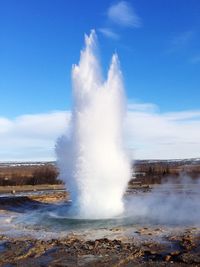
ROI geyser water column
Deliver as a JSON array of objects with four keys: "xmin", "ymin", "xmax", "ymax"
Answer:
[{"xmin": 56, "ymin": 30, "xmax": 131, "ymax": 219}]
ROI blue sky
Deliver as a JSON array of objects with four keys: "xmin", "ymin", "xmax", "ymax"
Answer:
[{"xmin": 0, "ymin": 0, "xmax": 200, "ymax": 160}]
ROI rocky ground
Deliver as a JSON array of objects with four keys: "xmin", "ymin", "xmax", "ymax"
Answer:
[
  {"xmin": 0, "ymin": 189, "xmax": 200, "ymax": 266},
  {"xmin": 0, "ymin": 229, "xmax": 200, "ymax": 266}
]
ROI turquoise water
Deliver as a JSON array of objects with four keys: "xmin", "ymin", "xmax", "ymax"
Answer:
[{"xmin": 14, "ymin": 201, "xmax": 135, "ymax": 232}]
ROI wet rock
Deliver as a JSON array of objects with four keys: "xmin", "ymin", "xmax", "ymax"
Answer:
[
  {"xmin": 0, "ymin": 229, "xmax": 200, "ymax": 266},
  {"xmin": 143, "ymin": 250, "xmax": 163, "ymax": 261},
  {"xmin": 164, "ymin": 254, "xmax": 171, "ymax": 262},
  {"xmin": 170, "ymin": 250, "xmax": 181, "ymax": 256},
  {"xmin": 178, "ymin": 252, "xmax": 200, "ymax": 264}
]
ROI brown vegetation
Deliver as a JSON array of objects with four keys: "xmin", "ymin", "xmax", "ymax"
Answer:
[
  {"xmin": 132, "ymin": 159, "xmax": 200, "ymax": 185},
  {"xmin": 0, "ymin": 163, "xmax": 61, "ymax": 186},
  {"xmin": 0, "ymin": 159, "xmax": 200, "ymax": 186}
]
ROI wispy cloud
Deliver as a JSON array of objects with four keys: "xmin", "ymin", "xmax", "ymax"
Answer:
[
  {"xmin": 168, "ymin": 30, "xmax": 194, "ymax": 53},
  {"xmin": 107, "ymin": 1, "xmax": 142, "ymax": 28},
  {"xmin": 128, "ymin": 102, "xmax": 158, "ymax": 113},
  {"xmin": 99, "ymin": 28, "xmax": 119, "ymax": 40},
  {"xmin": 191, "ymin": 55, "xmax": 200, "ymax": 64},
  {"xmin": 0, "ymin": 103, "xmax": 200, "ymax": 161},
  {"xmin": 172, "ymin": 31, "xmax": 194, "ymax": 46},
  {"xmin": 164, "ymin": 110, "xmax": 200, "ymax": 121},
  {"xmin": 99, "ymin": 1, "xmax": 141, "ymax": 40}
]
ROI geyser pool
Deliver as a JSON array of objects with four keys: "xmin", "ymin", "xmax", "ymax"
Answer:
[{"xmin": 56, "ymin": 30, "xmax": 131, "ymax": 219}]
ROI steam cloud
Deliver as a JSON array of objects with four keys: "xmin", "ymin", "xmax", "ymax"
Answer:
[
  {"xmin": 126, "ymin": 176, "xmax": 200, "ymax": 225},
  {"xmin": 56, "ymin": 30, "xmax": 131, "ymax": 219}
]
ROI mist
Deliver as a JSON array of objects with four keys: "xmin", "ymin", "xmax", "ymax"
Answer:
[{"xmin": 126, "ymin": 176, "xmax": 200, "ymax": 225}]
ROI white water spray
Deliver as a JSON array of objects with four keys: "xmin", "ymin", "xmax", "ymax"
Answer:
[{"xmin": 56, "ymin": 30, "xmax": 131, "ymax": 219}]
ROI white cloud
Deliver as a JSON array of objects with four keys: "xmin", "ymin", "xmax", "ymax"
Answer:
[
  {"xmin": 0, "ymin": 104, "xmax": 200, "ymax": 161},
  {"xmin": 99, "ymin": 28, "xmax": 119, "ymax": 40},
  {"xmin": 126, "ymin": 103, "xmax": 200, "ymax": 159},
  {"xmin": 0, "ymin": 118, "xmax": 12, "ymax": 133},
  {"xmin": 107, "ymin": 1, "xmax": 141, "ymax": 28},
  {"xmin": 0, "ymin": 111, "xmax": 70, "ymax": 161}
]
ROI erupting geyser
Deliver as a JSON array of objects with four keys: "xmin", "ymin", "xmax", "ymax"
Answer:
[{"xmin": 56, "ymin": 30, "xmax": 131, "ymax": 219}]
